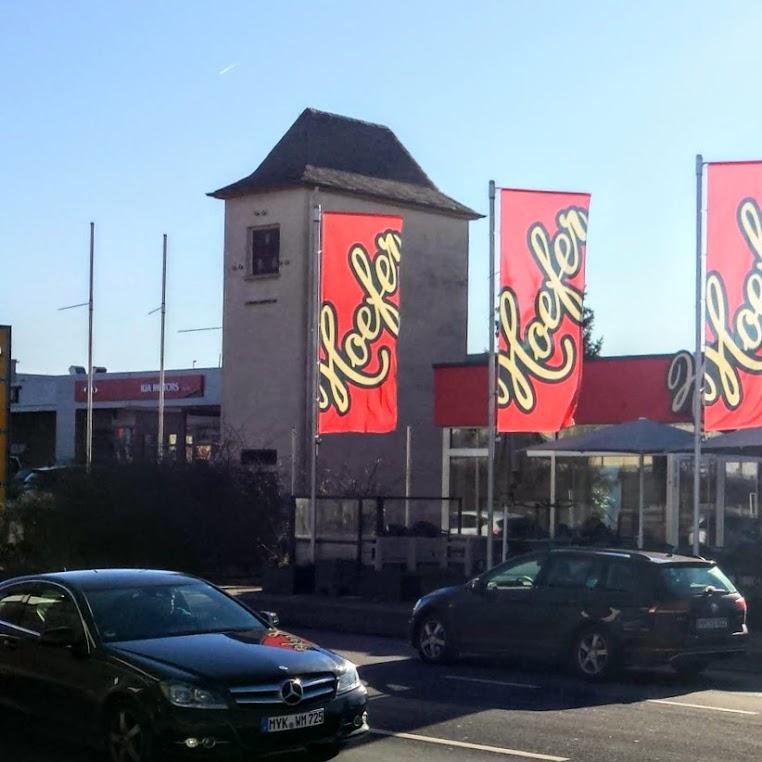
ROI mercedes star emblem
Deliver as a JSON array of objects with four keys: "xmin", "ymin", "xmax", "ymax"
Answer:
[{"xmin": 280, "ymin": 679, "xmax": 304, "ymax": 706}]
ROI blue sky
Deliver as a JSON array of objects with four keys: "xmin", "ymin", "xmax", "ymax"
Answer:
[{"xmin": 2, "ymin": 0, "xmax": 762, "ymax": 374}]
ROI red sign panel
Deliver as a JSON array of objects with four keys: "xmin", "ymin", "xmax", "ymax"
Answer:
[
  {"xmin": 705, "ymin": 162, "xmax": 762, "ymax": 431},
  {"xmin": 318, "ymin": 212, "xmax": 403, "ymax": 434},
  {"xmin": 497, "ymin": 189, "xmax": 590, "ymax": 432},
  {"xmin": 435, "ymin": 355, "xmax": 688, "ymax": 428},
  {"xmin": 74, "ymin": 374, "xmax": 205, "ymax": 403}
]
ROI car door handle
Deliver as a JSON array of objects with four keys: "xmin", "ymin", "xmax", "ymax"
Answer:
[{"xmin": 1, "ymin": 637, "xmax": 18, "ymax": 651}]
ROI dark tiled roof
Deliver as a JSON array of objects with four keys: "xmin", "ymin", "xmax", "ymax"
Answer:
[{"xmin": 208, "ymin": 108, "xmax": 480, "ymax": 219}]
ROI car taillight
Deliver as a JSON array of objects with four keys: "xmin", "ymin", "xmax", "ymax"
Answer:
[{"xmin": 735, "ymin": 597, "xmax": 747, "ymax": 616}]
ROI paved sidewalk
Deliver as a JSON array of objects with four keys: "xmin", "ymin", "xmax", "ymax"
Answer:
[{"xmin": 229, "ymin": 588, "xmax": 762, "ymax": 673}]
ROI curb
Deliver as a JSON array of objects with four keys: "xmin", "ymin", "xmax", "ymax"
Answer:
[{"xmin": 235, "ymin": 592, "xmax": 410, "ymax": 639}]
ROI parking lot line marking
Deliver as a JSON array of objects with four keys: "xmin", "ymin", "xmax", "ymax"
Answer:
[
  {"xmin": 647, "ymin": 699, "xmax": 758, "ymax": 716},
  {"xmin": 443, "ymin": 675, "xmax": 541, "ymax": 690},
  {"xmin": 370, "ymin": 729, "xmax": 569, "ymax": 761}
]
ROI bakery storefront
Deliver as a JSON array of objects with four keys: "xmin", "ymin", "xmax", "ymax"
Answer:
[{"xmin": 434, "ymin": 354, "xmax": 761, "ymax": 552}]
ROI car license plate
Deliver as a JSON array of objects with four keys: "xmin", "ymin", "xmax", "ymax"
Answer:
[
  {"xmin": 263, "ymin": 709, "xmax": 325, "ymax": 733},
  {"xmin": 696, "ymin": 617, "xmax": 728, "ymax": 630}
]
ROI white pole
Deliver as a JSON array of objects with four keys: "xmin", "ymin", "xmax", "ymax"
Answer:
[
  {"xmin": 86, "ymin": 222, "xmax": 95, "ymax": 472},
  {"xmin": 404, "ymin": 425, "xmax": 412, "ymax": 527},
  {"xmin": 550, "ymin": 453, "xmax": 557, "ymax": 540},
  {"xmin": 158, "ymin": 234, "xmax": 167, "ymax": 461},
  {"xmin": 309, "ymin": 204, "xmax": 323, "ymax": 564},
  {"xmin": 693, "ymin": 155, "xmax": 704, "ymax": 556},
  {"xmin": 638, "ymin": 454, "xmax": 645, "ymax": 549},
  {"xmin": 486, "ymin": 180, "xmax": 497, "ymax": 568}
]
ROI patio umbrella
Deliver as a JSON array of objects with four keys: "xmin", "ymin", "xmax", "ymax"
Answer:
[
  {"xmin": 525, "ymin": 419, "xmax": 694, "ymax": 548},
  {"xmin": 702, "ymin": 426, "xmax": 762, "ymax": 455}
]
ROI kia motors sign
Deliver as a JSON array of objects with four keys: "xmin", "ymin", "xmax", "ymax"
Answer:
[{"xmin": 74, "ymin": 374, "xmax": 205, "ymax": 403}]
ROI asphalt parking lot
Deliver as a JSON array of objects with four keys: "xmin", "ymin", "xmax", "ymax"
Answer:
[{"xmin": 1, "ymin": 628, "xmax": 761, "ymax": 761}]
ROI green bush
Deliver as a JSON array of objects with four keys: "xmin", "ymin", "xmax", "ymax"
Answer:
[{"xmin": 0, "ymin": 461, "xmax": 288, "ymax": 579}]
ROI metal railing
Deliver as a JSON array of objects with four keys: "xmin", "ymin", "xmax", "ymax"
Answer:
[{"xmin": 291, "ymin": 496, "xmax": 463, "ymax": 568}]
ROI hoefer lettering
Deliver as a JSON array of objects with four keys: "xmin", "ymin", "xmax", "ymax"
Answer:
[
  {"xmin": 705, "ymin": 197, "xmax": 762, "ymax": 410},
  {"xmin": 497, "ymin": 206, "xmax": 587, "ymax": 414},
  {"xmin": 667, "ymin": 350, "xmax": 695, "ymax": 414},
  {"xmin": 318, "ymin": 229, "xmax": 402, "ymax": 416}
]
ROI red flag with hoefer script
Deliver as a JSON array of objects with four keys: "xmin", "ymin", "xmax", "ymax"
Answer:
[
  {"xmin": 318, "ymin": 212, "xmax": 403, "ymax": 434},
  {"xmin": 705, "ymin": 162, "xmax": 762, "ymax": 431},
  {"xmin": 497, "ymin": 189, "xmax": 590, "ymax": 433}
]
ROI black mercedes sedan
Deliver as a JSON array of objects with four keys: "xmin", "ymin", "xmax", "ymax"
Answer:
[{"xmin": 0, "ymin": 569, "xmax": 368, "ymax": 760}]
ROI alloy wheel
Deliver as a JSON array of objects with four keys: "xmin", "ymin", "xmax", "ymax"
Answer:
[
  {"xmin": 109, "ymin": 707, "xmax": 147, "ymax": 762},
  {"xmin": 419, "ymin": 618, "xmax": 447, "ymax": 661},
  {"xmin": 576, "ymin": 631, "xmax": 610, "ymax": 677}
]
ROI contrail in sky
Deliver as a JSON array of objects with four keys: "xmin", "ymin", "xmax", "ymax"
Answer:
[{"xmin": 218, "ymin": 63, "xmax": 239, "ymax": 75}]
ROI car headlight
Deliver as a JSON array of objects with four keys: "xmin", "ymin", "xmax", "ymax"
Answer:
[
  {"xmin": 336, "ymin": 663, "xmax": 361, "ymax": 694},
  {"xmin": 160, "ymin": 682, "xmax": 228, "ymax": 709}
]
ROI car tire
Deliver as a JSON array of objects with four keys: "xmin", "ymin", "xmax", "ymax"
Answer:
[
  {"xmin": 571, "ymin": 626, "xmax": 618, "ymax": 681},
  {"xmin": 106, "ymin": 701, "xmax": 154, "ymax": 762},
  {"xmin": 416, "ymin": 615, "xmax": 457, "ymax": 664},
  {"xmin": 673, "ymin": 659, "xmax": 709, "ymax": 679}
]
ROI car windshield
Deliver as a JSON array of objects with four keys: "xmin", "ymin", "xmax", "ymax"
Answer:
[
  {"xmin": 658, "ymin": 564, "xmax": 737, "ymax": 596},
  {"xmin": 85, "ymin": 582, "xmax": 266, "ymax": 642}
]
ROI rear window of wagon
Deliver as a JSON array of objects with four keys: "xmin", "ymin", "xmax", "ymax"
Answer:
[{"xmin": 658, "ymin": 564, "xmax": 737, "ymax": 596}]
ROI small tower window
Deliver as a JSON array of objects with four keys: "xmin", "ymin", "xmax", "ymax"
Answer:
[{"xmin": 249, "ymin": 227, "xmax": 280, "ymax": 276}]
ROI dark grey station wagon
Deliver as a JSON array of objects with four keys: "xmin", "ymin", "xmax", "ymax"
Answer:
[{"xmin": 411, "ymin": 548, "xmax": 749, "ymax": 679}]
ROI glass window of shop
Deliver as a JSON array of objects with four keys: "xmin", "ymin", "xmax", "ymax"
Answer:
[
  {"xmin": 448, "ymin": 455, "xmax": 489, "ymax": 532},
  {"xmin": 446, "ymin": 429, "xmax": 668, "ymax": 546},
  {"xmin": 677, "ymin": 457, "xmax": 761, "ymax": 550},
  {"xmin": 723, "ymin": 460, "xmax": 760, "ymax": 547},
  {"xmin": 554, "ymin": 456, "xmax": 667, "ymax": 547},
  {"xmin": 677, "ymin": 457, "xmax": 717, "ymax": 548},
  {"xmin": 450, "ymin": 428, "xmax": 489, "ymax": 449}
]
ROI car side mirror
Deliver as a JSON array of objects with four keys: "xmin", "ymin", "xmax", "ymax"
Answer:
[
  {"xmin": 261, "ymin": 611, "xmax": 280, "ymax": 628},
  {"xmin": 469, "ymin": 578, "xmax": 488, "ymax": 595},
  {"xmin": 39, "ymin": 625, "xmax": 78, "ymax": 648}
]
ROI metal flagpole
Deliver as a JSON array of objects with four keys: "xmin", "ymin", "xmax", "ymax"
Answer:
[
  {"xmin": 86, "ymin": 222, "xmax": 95, "ymax": 473},
  {"xmin": 693, "ymin": 155, "xmax": 704, "ymax": 557},
  {"xmin": 157, "ymin": 234, "xmax": 168, "ymax": 461},
  {"xmin": 309, "ymin": 204, "xmax": 323, "ymax": 565},
  {"xmin": 404, "ymin": 425, "xmax": 412, "ymax": 527},
  {"xmin": 290, "ymin": 427, "xmax": 297, "ymax": 497},
  {"xmin": 638, "ymin": 454, "xmax": 645, "ymax": 549},
  {"xmin": 549, "ymin": 453, "xmax": 557, "ymax": 540},
  {"xmin": 486, "ymin": 181, "xmax": 497, "ymax": 569}
]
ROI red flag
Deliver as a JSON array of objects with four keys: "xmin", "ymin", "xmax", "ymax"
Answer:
[
  {"xmin": 705, "ymin": 162, "xmax": 762, "ymax": 431},
  {"xmin": 318, "ymin": 212, "xmax": 403, "ymax": 434},
  {"xmin": 497, "ymin": 189, "xmax": 590, "ymax": 433}
]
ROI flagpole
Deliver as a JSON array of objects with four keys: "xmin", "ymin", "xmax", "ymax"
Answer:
[
  {"xmin": 86, "ymin": 222, "xmax": 95, "ymax": 473},
  {"xmin": 486, "ymin": 180, "xmax": 497, "ymax": 569},
  {"xmin": 404, "ymin": 425, "xmax": 412, "ymax": 527},
  {"xmin": 309, "ymin": 203, "xmax": 323, "ymax": 565},
  {"xmin": 693, "ymin": 154, "xmax": 704, "ymax": 557},
  {"xmin": 158, "ymin": 234, "xmax": 168, "ymax": 461}
]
